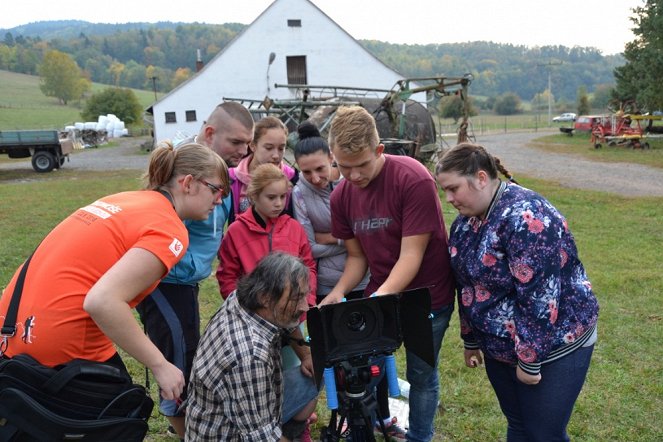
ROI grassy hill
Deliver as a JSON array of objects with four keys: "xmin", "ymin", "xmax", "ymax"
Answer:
[{"xmin": 0, "ymin": 69, "xmax": 156, "ymax": 130}]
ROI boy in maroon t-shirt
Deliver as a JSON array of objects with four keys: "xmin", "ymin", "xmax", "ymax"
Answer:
[{"xmin": 321, "ymin": 106, "xmax": 455, "ymax": 442}]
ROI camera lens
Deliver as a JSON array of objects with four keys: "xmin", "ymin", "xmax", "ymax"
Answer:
[{"xmin": 346, "ymin": 311, "xmax": 366, "ymax": 332}]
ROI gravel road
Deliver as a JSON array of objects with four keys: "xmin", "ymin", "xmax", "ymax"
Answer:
[
  {"xmin": 471, "ymin": 131, "xmax": 663, "ymax": 198},
  {"xmin": 2, "ymin": 132, "xmax": 662, "ymax": 198}
]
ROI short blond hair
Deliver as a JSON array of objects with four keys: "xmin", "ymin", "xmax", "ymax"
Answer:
[
  {"xmin": 328, "ymin": 106, "xmax": 380, "ymax": 154},
  {"xmin": 247, "ymin": 163, "xmax": 291, "ymax": 202}
]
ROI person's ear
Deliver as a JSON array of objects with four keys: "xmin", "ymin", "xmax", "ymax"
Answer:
[
  {"xmin": 375, "ymin": 144, "xmax": 385, "ymax": 156},
  {"xmin": 181, "ymin": 174, "xmax": 195, "ymax": 193},
  {"xmin": 476, "ymin": 170, "xmax": 489, "ymax": 189},
  {"xmin": 202, "ymin": 125, "xmax": 215, "ymax": 144}
]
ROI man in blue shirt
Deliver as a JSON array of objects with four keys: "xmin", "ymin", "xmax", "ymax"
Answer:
[{"xmin": 136, "ymin": 102, "xmax": 254, "ymax": 438}]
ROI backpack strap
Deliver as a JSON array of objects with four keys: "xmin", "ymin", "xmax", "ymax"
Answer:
[{"xmin": 1, "ymin": 253, "xmax": 34, "ymax": 357}]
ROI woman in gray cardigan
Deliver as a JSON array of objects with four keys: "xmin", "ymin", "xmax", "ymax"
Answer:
[{"xmin": 292, "ymin": 122, "xmax": 369, "ymax": 303}]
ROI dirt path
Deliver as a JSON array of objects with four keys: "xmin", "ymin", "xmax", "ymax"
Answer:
[
  {"xmin": 472, "ymin": 131, "xmax": 663, "ymax": 198},
  {"xmin": 2, "ymin": 132, "xmax": 663, "ymax": 197}
]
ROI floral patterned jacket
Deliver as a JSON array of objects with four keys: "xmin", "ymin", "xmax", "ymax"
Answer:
[{"xmin": 449, "ymin": 182, "xmax": 599, "ymax": 374}]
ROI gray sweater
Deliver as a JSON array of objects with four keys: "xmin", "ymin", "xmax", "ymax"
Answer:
[{"xmin": 292, "ymin": 176, "xmax": 369, "ymax": 295}]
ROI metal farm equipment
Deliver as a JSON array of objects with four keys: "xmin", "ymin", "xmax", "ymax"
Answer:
[
  {"xmin": 224, "ymin": 74, "xmax": 473, "ymax": 163},
  {"xmin": 591, "ymin": 114, "xmax": 663, "ymax": 149}
]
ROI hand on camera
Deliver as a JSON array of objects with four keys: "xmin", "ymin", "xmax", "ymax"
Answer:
[{"xmin": 319, "ymin": 291, "xmax": 344, "ymax": 306}]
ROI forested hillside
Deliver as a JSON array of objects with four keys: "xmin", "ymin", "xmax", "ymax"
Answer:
[{"xmin": 0, "ymin": 20, "xmax": 623, "ymax": 102}]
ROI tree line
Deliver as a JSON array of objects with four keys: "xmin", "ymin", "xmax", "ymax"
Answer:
[
  {"xmin": 2, "ymin": 20, "xmax": 625, "ymax": 102},
  {"xmin": 613, "ymin": 0, "xmax": 663, "ymax": 113}
]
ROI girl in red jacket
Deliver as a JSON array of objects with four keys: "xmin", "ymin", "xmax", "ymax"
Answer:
[{"xmin": 217, "ymin": 162, "xmax": 317, "ymax": 303}]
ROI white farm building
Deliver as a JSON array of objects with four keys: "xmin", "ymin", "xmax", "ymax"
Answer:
[{"xmin": 148, "ymin": 0, "xmax": 425, "ymax": 143}]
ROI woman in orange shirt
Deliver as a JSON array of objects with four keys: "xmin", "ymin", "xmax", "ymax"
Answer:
[{"xmin": 0, "ymin": 142, "xmax": 228, "ymax": 401}]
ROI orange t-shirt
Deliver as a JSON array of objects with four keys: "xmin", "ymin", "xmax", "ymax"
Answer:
[{"xmin": 0, "ymin": 191, "xmax": 188, "ymax": 366}]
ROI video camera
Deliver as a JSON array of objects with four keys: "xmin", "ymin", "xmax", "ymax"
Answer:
[{"xmin": 306, "ymin": 287, "xmax": 435, "ymax": 390}]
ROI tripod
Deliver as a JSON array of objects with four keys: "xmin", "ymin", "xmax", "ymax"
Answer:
[{"xmin": 320, "ymin": 358, "xmax": 391, "ymax": 442}]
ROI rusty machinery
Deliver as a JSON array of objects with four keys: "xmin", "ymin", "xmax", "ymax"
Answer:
[{"xmin": 223, "ymin": 74, "xmax": 472, "ymax": 162}]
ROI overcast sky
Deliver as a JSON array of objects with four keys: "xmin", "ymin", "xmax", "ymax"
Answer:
[{"xmin": 1, "ymin": 0, "xmax": 641, "ymax": 55}]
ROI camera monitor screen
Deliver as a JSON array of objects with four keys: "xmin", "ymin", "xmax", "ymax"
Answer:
[{"xmin": 307, "ymin": 288, "xmax": 434, "ymax": 389}]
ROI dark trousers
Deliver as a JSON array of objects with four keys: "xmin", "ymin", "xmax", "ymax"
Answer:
[
  {"xmin": 135, "ymin": 282, "xmax": 200, "ymax": 417},
  {"xmin": 485, "ymin": 345, "xmax": 594, "ymax": 442}
]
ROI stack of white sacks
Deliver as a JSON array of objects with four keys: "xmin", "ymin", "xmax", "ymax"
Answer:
[{"xmin": 71, "ymin": 114, "xmax": 129, "ymax": 139}]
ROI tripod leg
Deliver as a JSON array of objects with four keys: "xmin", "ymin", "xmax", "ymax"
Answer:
[{"xmin": 321, "ymin": 410, "xmax": 340, "ymax": 442}]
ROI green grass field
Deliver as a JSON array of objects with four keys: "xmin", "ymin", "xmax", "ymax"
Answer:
[
  {"xmin": 1, "ymin": 135, "xmax": 661, "ymax": 440},
  {"xmin": 0, "ymin": 70, "xmax": 156, "ymax": 130}
]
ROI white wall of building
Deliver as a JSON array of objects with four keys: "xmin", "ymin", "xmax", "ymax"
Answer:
[{"xmin": 151, "ymin": 0, "xmax": 421, "ymax": 143}]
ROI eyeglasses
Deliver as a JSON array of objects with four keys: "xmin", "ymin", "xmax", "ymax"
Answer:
[{"xmin": 198, "ymin": 179, "xmax": 223, "ymax": 195}]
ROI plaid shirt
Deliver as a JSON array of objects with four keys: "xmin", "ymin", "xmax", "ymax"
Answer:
[{"xmin": 186, "ymin": 293, "xmax": 284, "ymax": 441}]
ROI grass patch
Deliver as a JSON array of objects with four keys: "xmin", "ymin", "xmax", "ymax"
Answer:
[
  {"xmin": 530, "ymin": 132, "xmax": 663, "ymax": 169},
  {"xmin": 0, "ymin": 169, "xmax": 661, "ymax": 441},
  {"xmin": 0, "ymin": 69, "xmax": 156, "ymax": 130}
]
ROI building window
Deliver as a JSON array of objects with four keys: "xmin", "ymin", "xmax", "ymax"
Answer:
[
  {"xmin": 185, "ymin": 110, "xmax": 197, "ymax": 122},
  {"xmin": 287, "ymin": 19, "xmax": 301, "ymax": 27},
  {"xmin": 165, "ymin": 112, "xmax": 176, "ymax": 123},
  {"xmin": 286, "ymin": 56, "xmax": 307, "ymax": 85}
]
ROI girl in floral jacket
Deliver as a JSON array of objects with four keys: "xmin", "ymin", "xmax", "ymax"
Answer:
[{"xmin": 436, "ymin": 143, "xmax": 598, "ymax": 442}]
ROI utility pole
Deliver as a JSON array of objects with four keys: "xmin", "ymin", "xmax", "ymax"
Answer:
[
  {"xmin": 537, "ymin": 61, "xmax": 562, "ymax": 125},
  {"xmin": 151, "ymin": 76, "xmax": 158, "ymax": 101}
]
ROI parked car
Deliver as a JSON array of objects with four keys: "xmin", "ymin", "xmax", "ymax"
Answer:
[
  {"xmin": 574, "ymin": 115, "xmax": 605, "ymax": 132},
  {"xmin": 552, "ymin": 112, "xmax": 577, "ymax": 122}
]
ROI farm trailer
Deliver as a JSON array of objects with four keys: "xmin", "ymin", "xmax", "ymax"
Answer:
[{"xmin": 0, "ymin": 130, "xmax": 74, "ymax": 173}]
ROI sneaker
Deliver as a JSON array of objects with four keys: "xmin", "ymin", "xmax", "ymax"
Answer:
[{"xmin": 374, "ymin": 416, "xmax": 407, "ymax": 440}]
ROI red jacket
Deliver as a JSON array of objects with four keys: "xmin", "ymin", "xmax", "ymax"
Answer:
[{"xmin": 216, "ymin": 208, "xmax": 317, "ymax": 306}]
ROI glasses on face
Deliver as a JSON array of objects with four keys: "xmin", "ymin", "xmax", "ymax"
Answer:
[{"xmin": 198, "ymin": 179, "xmax": 223, "ymax": 195}]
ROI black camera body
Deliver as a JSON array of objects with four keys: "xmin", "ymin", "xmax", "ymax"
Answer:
[{"xmin": 307, "ymin": 288, "xmax": 434, "ymax": 389}]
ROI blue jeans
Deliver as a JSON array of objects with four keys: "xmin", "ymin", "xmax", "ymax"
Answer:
[
  {"xmin": 281, "ymin": 367, "xmax": 319, "ymax": 423},
  {"xmin": 405, "ymin": 304, "xmax": 453, "ymax": 442},
  {"xmin": 485, "ymin": 345, "xmax": 595, "ymax": 442}
]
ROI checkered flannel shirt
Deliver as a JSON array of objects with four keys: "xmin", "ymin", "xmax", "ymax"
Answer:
[{"xmin": 186, "ymin": 293, "xmax": 284, "ymax": 441}]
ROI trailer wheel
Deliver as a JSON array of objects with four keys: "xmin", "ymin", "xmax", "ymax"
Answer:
[
  {"xmin": 594, "ymin": 143, "xmax": 602, "ymax": 149},
  {"xmin": 32, "ymin": 151, "xmax": 56, "ymax": 173}
]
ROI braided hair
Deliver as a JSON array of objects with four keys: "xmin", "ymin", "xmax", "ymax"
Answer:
[{"xmin": 435, "ymin": 142, "xmax": 519, "ymax": 184}]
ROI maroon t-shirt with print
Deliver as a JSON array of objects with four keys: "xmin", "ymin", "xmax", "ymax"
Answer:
[{"xmin": 331, "ymin": 154, "xmax": 454, "ymax": 310}]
